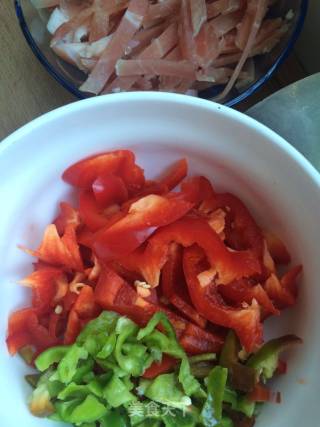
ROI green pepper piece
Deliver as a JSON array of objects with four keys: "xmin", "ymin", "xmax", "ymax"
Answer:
[
  {"xmin": 236, "ymin": 396, "xmax": 255, "ymax": 418},
  {"xmin": 19, "ymin": 345, "xmax": 35, "ymax": 365},
  {"xmin": 35, "ymin": 345, "xmax": 71, "ymax": 372},
  {"xmin": 246, "ymin": 335, "xmax": 302, "ymax": 381},
  {"xmin": 57, "ymin": 344, "xmax": 88, "ymax": 384},
  {"xmin": 100, "ymin": 409, "xmax": 128, "ymax": 427},
  {"xmin": 103, "ymin": 375, "xmax": 136, "ymax": 408},
  {"xmin": 69, "ymin": 394, "xmax": 108, "ymax": 423},
  {"xmin": 201, "ymin": 366, "xmax": 228, "ymax": 426},
  {"xmin": 47, "ymin": 380, "xmax": 65, "ymax": 398},
  {"xmin": 97, "ymin": 332, "xmax": 117, "ymax": 359},
  {"xmin": 57, "ymin": 382, "xmax": 92, "ymax": 400},
  {"xmin": 115, "ymin": 318, "xmax": 151, "ymax": 377},
  {"xmin": 25, "ymin": 374, "xmax": 41, "ymax": 388},
  {"xmin": 73, "ymin": 358, "xmax": 95, "ymax": 384},
  {"xmin": 77, "ymin": 311, "xmax": 119, "ymax": 355},
  {"xmin": 163, "ymin": 407, "xmax": 199, "ymax": 427},
  {"xmin": 219, "ymin": 331, "xmax": 241, "ymax": 368},
  {"xmin": 178, "ymin": 357, "xmax": 201, "ymax": 396},
  {"xmin": 55, "ymin": 398, "xmax": 82, "ymax": 422},
  {"xmin": 138, "ymin": 313, "xmax": 185, "ymax": 359},
  {"xmin": 144, "ymin": 373, "xmax": 191, "ymax": 410},
  {"xmin": 189, "ymin": 353, "xmax": 217, "ymax": 364}
]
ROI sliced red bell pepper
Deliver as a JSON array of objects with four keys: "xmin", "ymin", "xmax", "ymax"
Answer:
[
  {"xmin": 79, "ymin": 189, "xmax": 126, "ymax": 232},
  {"xmin": 218, "ymin": 279, "xmax": 279, "ymax": 316},
  {"xmin": 73, "ymin": 285, "xmax": 100, "ymax": 319},
  {"xmin": 169, "ymin": 294, "xmax": 207, "ymax": 329},
  {"xmin": 161, "ymin": 243, "xmax": 207, "ymax": 328},
  {"xmin": 54, "ymin": 202, "xmax": 81, "ymax": 235},
  {"xmin": 136, "ymin": 181, "xmax": 169, "ymax": 198},
  {"xmin": 264, "ymin": 267, "xmax": 302, "ymax": 309},
  {"xmin": 263, "ymin": 231, "xmax": 291, "ymax": 264},
  {"xmin": 183, "ymin": 245, "xmax": 262, "ymax": 352},
  {"xmin": 280, "ymin": 265, "xmax": 302, "ymax": 297},
  {"xmin": 62, "ymin": 150, "xmax": 134, "ymax": 189},
  {"xmin": 179, "ymin": 322, "xmax": 223, "ymax": 355},
  {"xmin": 143, "ymin": 355, "xmax": 177, "ymax": 378},
  {"xmin": 6, "ymin": 308, "xmax": 58, "ymax": 355},
  {"xmin": 180, "ymin": 176, "xmax": 215, "ymax": 204},
  {"xmin": 19, "ymin": 268, "xmax": 64, "ymax": 314},
  {"xmin": 93, "ymin": 194, "xmax": 193, "ymax": 261},
  {"xmin": 64, "ymin": 309, "xmax": 81, "ymax": 345},
  {"xmin": 119, "ymin": 154, "xmax": 145, "ymax": 194},
  {"xmin": 140, "ymin": 217, "xmax": 261, "ymax": 287},
  {"xmin": 21, "ymin": 224, "xmax": 83, "ymax": 272},
  {"xmin": 200, "ymin": 193, "xmax": 264, "ymax": 260},
  {"xmin": 158, "ymin": 159, "xmax": 188, "ymax": 191},
  {"xmin": 92, "ymin": 173, "xmax": 128, "ymax": 207}
]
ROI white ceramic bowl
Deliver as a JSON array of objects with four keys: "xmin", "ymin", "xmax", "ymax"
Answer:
[{"xmin": 0, "ymin": 93, "xmax": 319, "ymax": 427}]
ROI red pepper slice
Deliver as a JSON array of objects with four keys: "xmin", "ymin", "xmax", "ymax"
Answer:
[
  {"xmin": 263, "ymin": 231, "xmax": 291, "ymax": 264},
  {"xmin": 62, "ymin": 150, "xmax": 134, "ymax": 189},
  {"xmin": 21, "ymin": 224, "xmax": 83, "ymax": 272},
  {"xmin": 264, "ymin": 266, "xmax": 302, "ymax": 309},
  {"xmin": 93, "ymin": 195, "xmax": 193, "ymax": 261},
  {"xmin": 119, "ymin": 155, "xmax": 145, "ymax": 195},
  {"xmin": 218, "ymin": 279, "xmax": 279, "ymax": 316},
  {"xmin": 64, "ymin": 309, "xmax": 81, "ymax": 345},
  {"xmin": 19, "ymin": 268, "xmax": 64, "ymax": 314},
  {"xmin": 73, "ymin": 285, "xmax": 100, "ymax": 319},
  {"xmin": 54, "ymin": 202, "xmax": 81, "ymax": 235},
  {"xmin": 200, "ymin": 193, "xmax": 264, "ymax": 259},
  {"xmin": 143, "ymin": 355, "xmax": 177, "ymax": 378},
  {"xmin": 6, "ymin": 308, "xmax": 58, "ymax": 354},
  {"xmin": 140, "ymin": 217, "xmax": 261, "ymax": 287},
  {"xmin": 161, "ymin": 243, "xmax": 207, "ymax": 328},
  {"xmin": 158, "ymin": 159, "xmax": 188, "ymax": 191},
  {"xmin": 181, "ymin": 176, "xmax": 215, "ymax": 204},
  {"xmin": 183, "ymin": 245, "xmax": 262, "ymax": 352},
  {"xmin": 92, "ymin": 173, "xmax": 128, "ymax": 208},
  {"xmin": 79, "ymin": 189, "xmax": 126, "ymax": 232}
]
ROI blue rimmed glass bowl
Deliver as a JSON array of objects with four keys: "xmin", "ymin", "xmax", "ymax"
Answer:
[{"xmin": 15, "ymin": 0, "xmax": 308, "ymax": 106}]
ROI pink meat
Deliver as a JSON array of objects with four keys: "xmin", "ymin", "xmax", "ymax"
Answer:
[
  {"xmin": 80, "ymin": 0, "xmax": 149, "ymax": 94},
  {"xmin": 207, "ymin": 0, "xmax": 243, "ymax": 19},
  {"xmin": 115, "ymin": 59, "xmax": 196, "ymax": 79},
  {"xmin": 178, "ymin": 0, "xmax": 196, "ymax": 62},
  {"xmin": 190, "ymin": 0, "xmax": 207, "ymax": 36},
  {"xmin": 144, "ymin": 0, "xmax": 180, "ymax": 22},
  {"xmin": 210, "ymin": 10, "xmax": 243, "ymax": 37},
  {"xmin": 105, "ymin": 22, "xmax": 178, "ymax": 92},
  {"xmin": 195, "ymin": 21, "xmax": 221, "ymax": 68}
]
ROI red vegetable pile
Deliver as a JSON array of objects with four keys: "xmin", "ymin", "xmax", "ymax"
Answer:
[{"xmin": 7, "ymin": 149, "xmax": 302, "ymax": 366}]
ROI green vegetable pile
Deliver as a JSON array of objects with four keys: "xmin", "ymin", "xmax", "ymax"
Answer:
[{"xmin": 24, "ymin": 311, "xmax": 301, "ymax": 427}]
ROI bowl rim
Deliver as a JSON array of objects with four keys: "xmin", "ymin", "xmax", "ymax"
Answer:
[
  {"xmin": 14, "ymin": 0, "xmax": 309, "ymax": 106},
  {"xmin": 1, "ymin": 91, "xmax": 320, "ymax": 188}
]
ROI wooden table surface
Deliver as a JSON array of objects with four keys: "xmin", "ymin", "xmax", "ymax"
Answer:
[{"xmin": 0, "ymin": 1, "xmax": 307, "ymax": 141}]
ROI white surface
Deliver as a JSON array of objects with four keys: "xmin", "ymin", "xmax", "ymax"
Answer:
[{"xmin": 0, "ymin": 92, "xmax": 320, "ymax": 427}]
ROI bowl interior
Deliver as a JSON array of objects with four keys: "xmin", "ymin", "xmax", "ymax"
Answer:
[
  {"xmin": 15, "ymin": 0, "xmax": 308, "ymax": 105},
  {"xmin": 0, "ymin": 93, "xmax": 319, "ymax": 427}
]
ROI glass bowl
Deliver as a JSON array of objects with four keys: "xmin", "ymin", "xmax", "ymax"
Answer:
[{"xmin": 15, "ymin": 0, "xmax": 308, "ymax": 107}]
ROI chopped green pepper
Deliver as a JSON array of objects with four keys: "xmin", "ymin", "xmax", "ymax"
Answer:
[
  {"xmin": 201, "ymin": 366, "xmax": 228, "ymax": 426},
  {"xmin": 57, "ymin": 344, "xmax": 88, "ymax": 384},
  {"xmin": 69, "ymin": 394, "xmax": 108, "ymax": 423},
  {"xmin": 103, "ymin": 375, "xmax": 136, "ymax": 407},
  {"xmin": 219, "ymin": 331, "xmax": 241, "ymax": 368},
  {"xmin": 246, "ymin": 335, "xmax": 302, "ymax": 381},
  {"xmin": 35, "ymin": 345, "xmax": 71, "ymax": 372}
]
